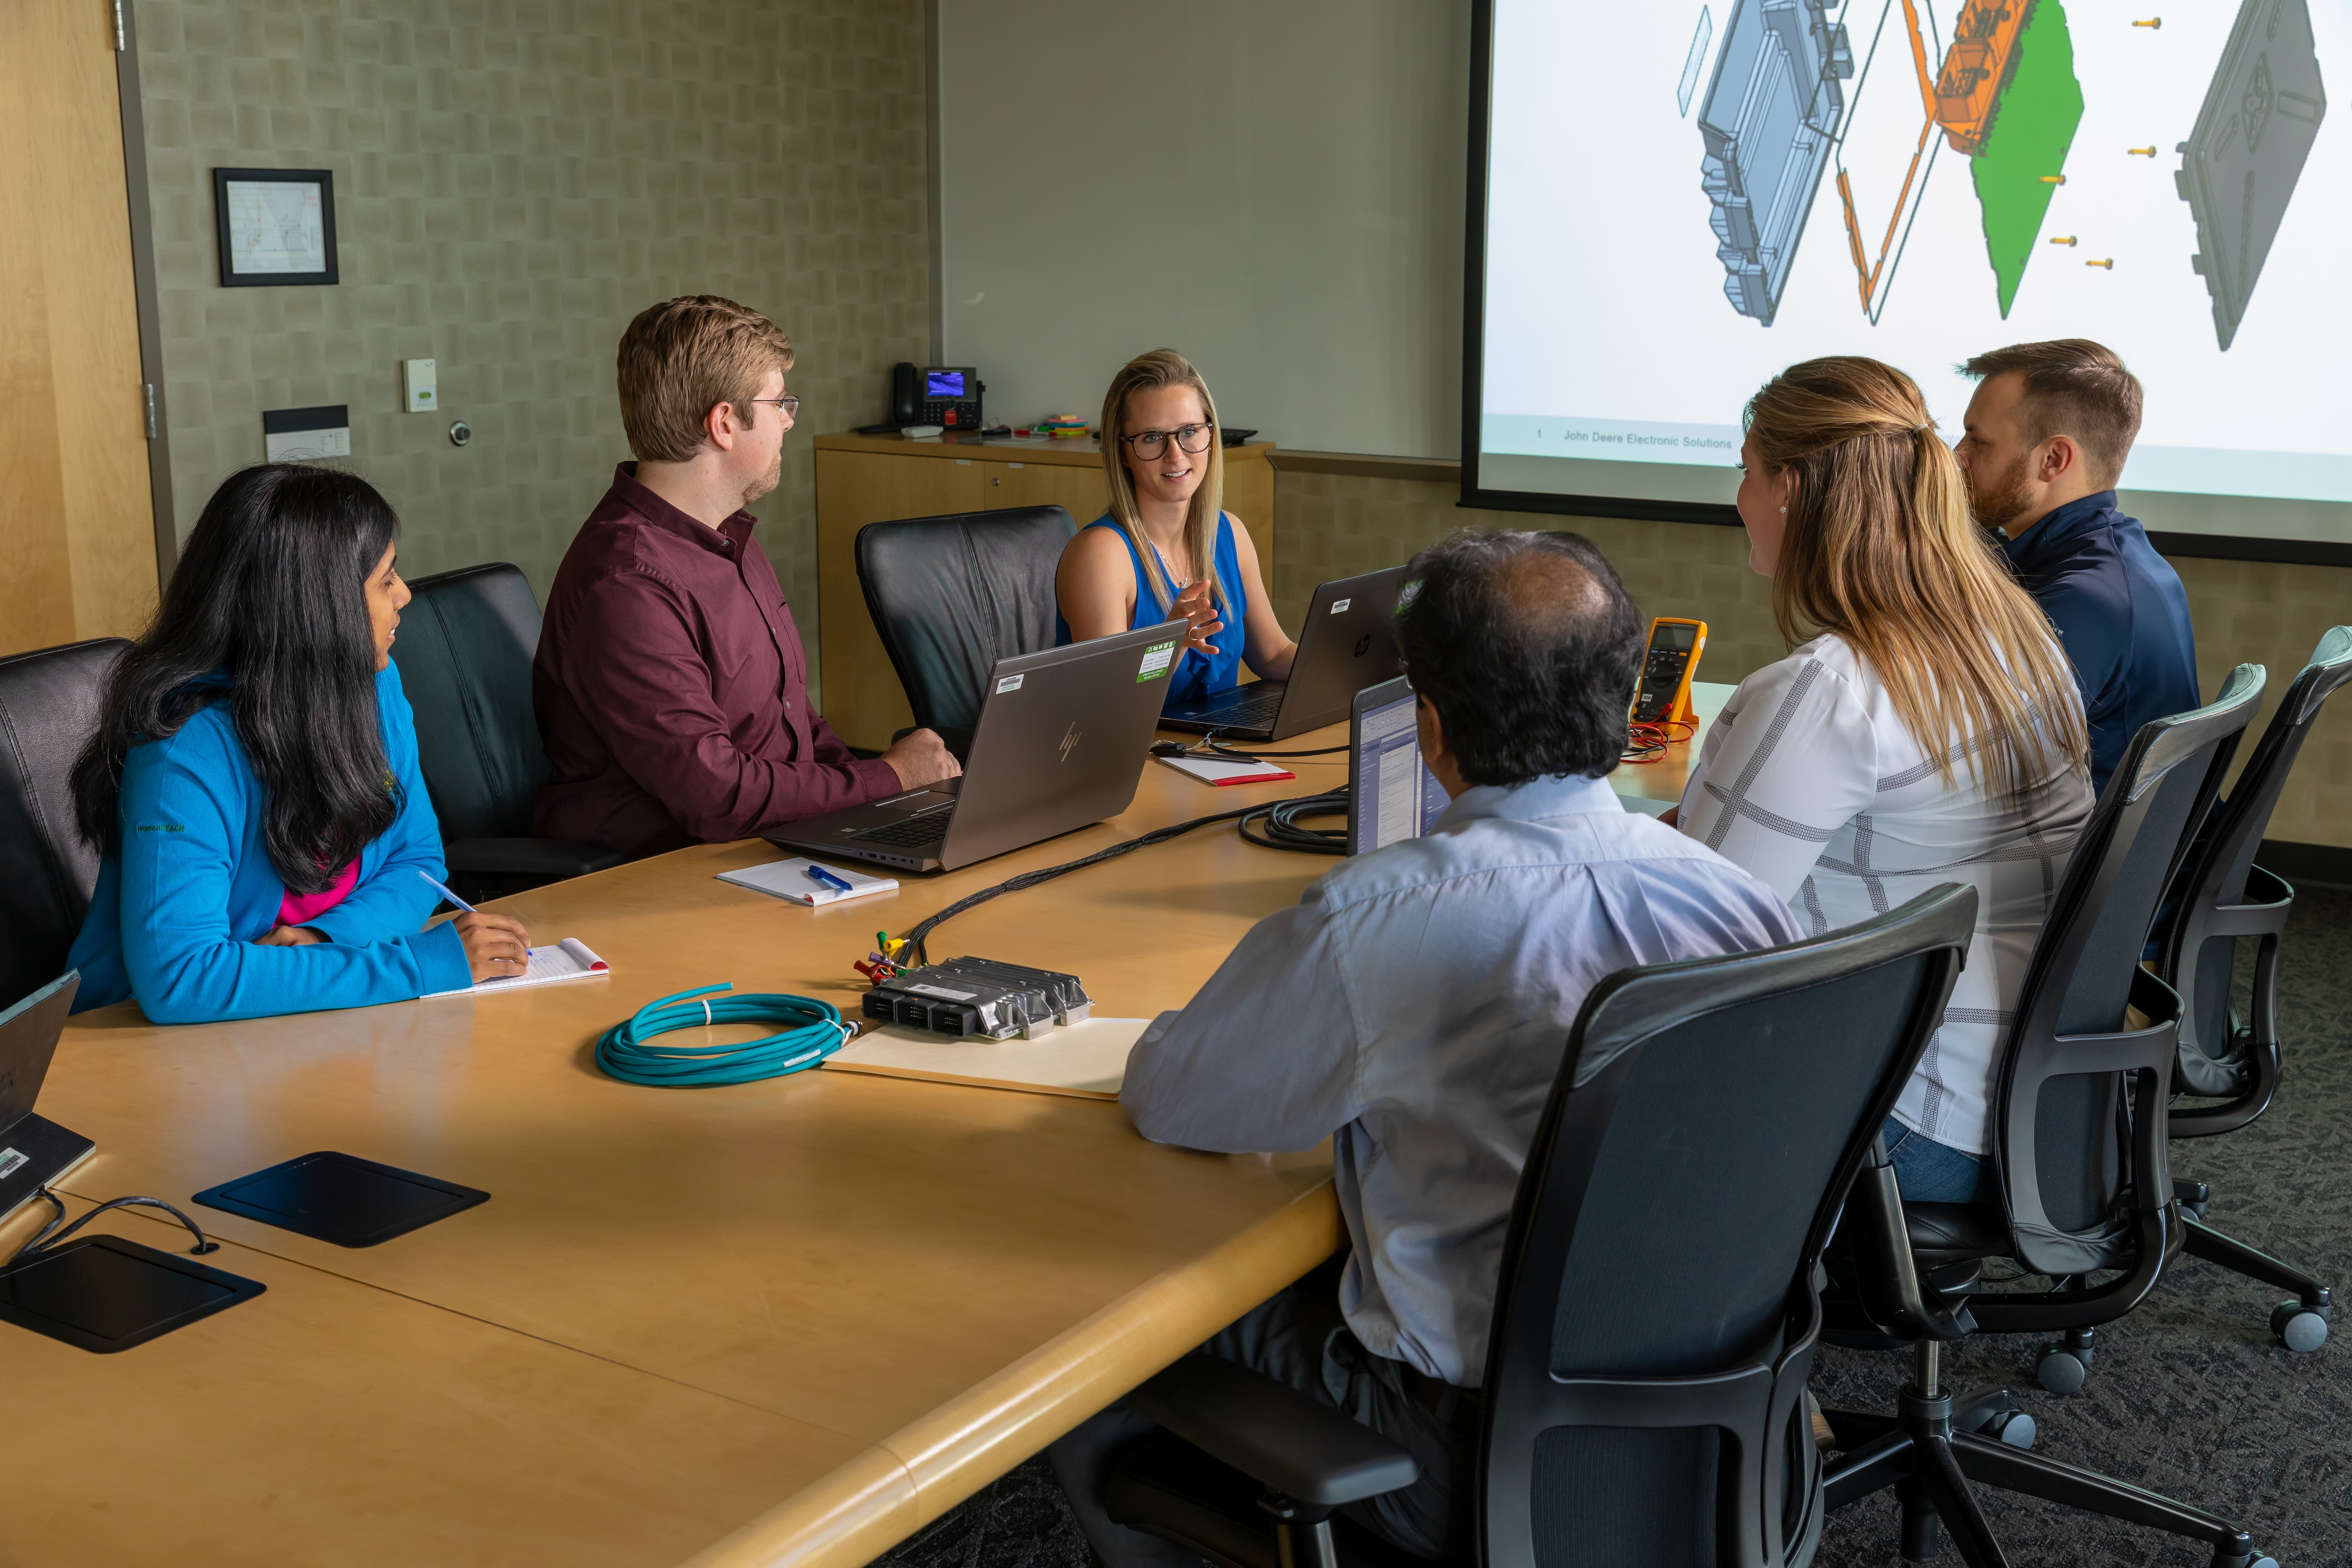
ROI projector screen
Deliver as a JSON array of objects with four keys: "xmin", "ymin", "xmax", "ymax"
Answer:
[{"xmin": 1463, "ymin": 0, "xmax": 2352, "ymax": 563}]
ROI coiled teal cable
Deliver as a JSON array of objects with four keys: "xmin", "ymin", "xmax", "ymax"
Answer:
[{"xmin": 595, "ymin": 983, "xmax": 855, "ymax": 1087}]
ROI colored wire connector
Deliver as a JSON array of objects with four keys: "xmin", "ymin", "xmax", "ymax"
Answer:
[
  {"xmin": 594, "ymin": 983, "xmax": 856, "ymax": 1087},
  {"xmin": 1621, "ymin": 717, "xmax": 1697, "ymax": 764}
]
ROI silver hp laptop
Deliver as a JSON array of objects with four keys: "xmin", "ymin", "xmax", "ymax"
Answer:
[
  {"xmin": 1160, "ymin": 565, "xmax": 1408, "ymax": 741},
  {"xmin": 768, "ymin": 620, "xmax": 1184, "ymax": 873},
  {"xmin": 0, "ymin": 973, "xmax": 96, "ymax": 1226}
]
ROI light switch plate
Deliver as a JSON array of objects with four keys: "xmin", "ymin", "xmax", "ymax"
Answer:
[{"xmin": 403, "ymin": 358, "xmax": 438, "ymax": 413}]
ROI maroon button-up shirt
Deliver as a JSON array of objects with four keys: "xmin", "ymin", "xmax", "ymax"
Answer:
[{"xmin": 532, "ymin": 465, "xmax": 900, "ymax": 857}]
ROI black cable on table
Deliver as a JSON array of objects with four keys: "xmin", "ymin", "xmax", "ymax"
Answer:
[
  {"xmin": 896, "ymin": 786, "xmax": 1352, "ymax": 965},
  {"xmin": 3, "ymin": 1191, "xmax": 218, "ymax": 1268},
  {"xmin": 1238, "ymin": 789, "xmax": 1350, "ymax": 855}
]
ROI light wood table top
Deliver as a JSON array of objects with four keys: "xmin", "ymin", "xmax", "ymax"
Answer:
[
  {"xmin": 0, "ymin": 1196, "xmax": 875, "ymax": 1568},
  {"xmin": 20, "ymin": 709, "xmax": 1719, "ymax": 1568}
]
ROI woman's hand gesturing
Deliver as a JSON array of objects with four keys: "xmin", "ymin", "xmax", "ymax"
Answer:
[{"xmin": 1170, "ymin": 578, "xmax": 1225, "ymax": 659}]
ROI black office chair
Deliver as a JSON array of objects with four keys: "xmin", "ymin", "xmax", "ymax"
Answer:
[
  {"xmin": 0, "ymin": 639, "xmax": 127, "ymax": 1009},
  {"xmin": 1104, "ymin": 883, "xmax": 1981, "ymax": 1568},
  {"xmin": 855, "ymin": 505, "xmax": 1078, "ymax": 756},
  {"xmin": 1817, "ymin": 667, "xmax": 2274, "ymax": 1568},
  {"xmin": 389, "ymin": 564, "xmax": 623, "ymax": 902},
  {"xmin": 2158, "ymin": 626, "xmax": 2352, "ymax": 1353}
]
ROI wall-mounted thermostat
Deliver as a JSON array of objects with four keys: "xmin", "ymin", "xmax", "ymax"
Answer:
[
  {"xmin": 263, "ymin": 405, "xmax": 351, "ymax": 461},
  {"xmin": 403, "ymin": 358, "xmax": 438, "ymax": 413}
]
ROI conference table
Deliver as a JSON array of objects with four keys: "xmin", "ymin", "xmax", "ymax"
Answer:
[{"xmin": 5, "ymin": 689, "xmax": 1725, "ymax": 1568}]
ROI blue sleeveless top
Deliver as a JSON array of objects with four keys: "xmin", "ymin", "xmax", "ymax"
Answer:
[{"xmin": 1056, "ymin": 513, "xmax": 1246, "ymax": 710}]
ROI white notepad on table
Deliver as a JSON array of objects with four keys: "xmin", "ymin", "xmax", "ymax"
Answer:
[
  {"xmin": 823, "ymin": 1016, "xmax": 1152, "ymax": 1100},
  {"xmin": 1152, "ymin": 754, "xmax": 1296, "ymax": 787},
  {"xmin": 717, "ymin": 856, "xmax": 899, "ymax": 906},
  {"xmin": 423, "ymin": 937, "xmax": 610, "ymax": 999}
]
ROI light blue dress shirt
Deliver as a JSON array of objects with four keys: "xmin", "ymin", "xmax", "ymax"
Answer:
[{"xmin": 1121, "ymin": 772, "xmax": 1803, "ymax": 1386}]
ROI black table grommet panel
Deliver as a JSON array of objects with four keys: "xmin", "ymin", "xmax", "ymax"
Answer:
[
  {"xmin": 0, "ymin": 1234, "xmax": 265, "ymax": 1353},
  {"xmin": 194, "ymin": 1151, "xmax": 489, "ymax": 1247}
]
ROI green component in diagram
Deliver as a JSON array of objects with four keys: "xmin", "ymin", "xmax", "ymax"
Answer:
[{"xmin": 1968, "ymin": 0, "xmax": 2085, "ymax": 318}]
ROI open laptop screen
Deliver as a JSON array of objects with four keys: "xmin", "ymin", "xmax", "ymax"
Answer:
[{"xmin": 1347, "ymin": 678, "xmax": 1447, "ymax": 855}]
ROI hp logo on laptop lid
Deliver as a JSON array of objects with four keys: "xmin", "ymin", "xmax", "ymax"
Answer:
[{"xmin": 1058, "ymin": 722, "xmax": 1083, "ymax": 763}]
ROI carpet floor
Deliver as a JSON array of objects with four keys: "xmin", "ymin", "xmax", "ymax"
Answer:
[{"xmin": 874, "ymin": 887, "xmax": 2352, "ymax": 1568}]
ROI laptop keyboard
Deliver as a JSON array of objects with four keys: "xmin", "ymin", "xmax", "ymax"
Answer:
[
  {"xmin": 1204, "ymin": 688, "xmax": 1286, "ymax": 731},
  {"xmin": 852, "ymin": 815, "xmax": 951, "ymax": 850}
]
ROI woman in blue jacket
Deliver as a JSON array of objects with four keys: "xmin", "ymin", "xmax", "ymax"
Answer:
[{"xmin": 65, "ymin": 465, "xmax": 530, "ymax": 1023}]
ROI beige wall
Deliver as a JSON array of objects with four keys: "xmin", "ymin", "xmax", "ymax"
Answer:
[
  {"xmin": 934, "ymin": 0, "xmax": 1468, "ymax": 457},
  {"xmin": 1272, "ymin": 466, "xmax": 2352, "ymax": 849},
  {"xmin": 136, "ymin": 0, "xmax": 932, "ymax": 670}
]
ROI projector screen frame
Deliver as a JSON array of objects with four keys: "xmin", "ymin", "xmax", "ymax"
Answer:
[{"xmin": 1455, "ymin": 0, "xmax": 2352, "ymax": 570}]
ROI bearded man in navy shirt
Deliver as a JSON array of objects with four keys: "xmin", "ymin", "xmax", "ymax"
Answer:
[{"xmin": 1955, "ymin": 339, "xmax": 2200, "ymax": 796}]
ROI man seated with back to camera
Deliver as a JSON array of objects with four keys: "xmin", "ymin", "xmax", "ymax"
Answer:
[
  {"xmin": 532, "ymin": 295, "xmax": 960, "ymax": 858},
  {"xmin": 1954, "ymin": 338, "xmax": 2198, "ymax": 796},
  {"xmin": 1048, "ymin": 529, "xmax": 1803, "ymax": 1565}
]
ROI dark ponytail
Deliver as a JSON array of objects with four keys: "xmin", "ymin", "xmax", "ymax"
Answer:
[{"xmin": 72, "ymin": 464, "xmax": 402, "ymax": 892}]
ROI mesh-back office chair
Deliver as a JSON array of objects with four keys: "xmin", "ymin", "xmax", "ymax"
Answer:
[
  {"xmin": 855, "ymin": 506, "xmax": 1077, "ymax": 756},
  {"xmin": 1818, "ymin": 669, "xmax": 2274, "ymax": 1568},
  {"xmin": 1104, "ymin": 884, "xmax": 1980, "ymax": 1568},
  {"xmin": 0, "ymin": 639, "xmax": 126, "ymax": 1010},
  {"xmin": 389, "ymin": 564, "xmax": 623, "ymax": 901},
  {"xmin": 2160, "ymin": 627, "xmax": 2352, "ymax": 1353}
]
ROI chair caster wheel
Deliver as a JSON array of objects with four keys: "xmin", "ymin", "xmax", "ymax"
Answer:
[
  {"xmin": 2211, "ymin": 1551, "xmax": 2278, "ymax": 1568},
  {"xmin": 2036, "ymin": 1346, "xmax": 2088, "ymax": 1394},
  {"xmin": 2272, "ymin": 1300, "xmax": 2329, "ymax": 1353},
  {"xmin": 1982, "ymin": 1408, "xmax": 2036, "ymax": 1449}
]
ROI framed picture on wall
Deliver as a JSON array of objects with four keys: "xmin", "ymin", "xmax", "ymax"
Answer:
[{"xmin": 213, "ymin": 168, "xmax": 339, "ymax": 287}]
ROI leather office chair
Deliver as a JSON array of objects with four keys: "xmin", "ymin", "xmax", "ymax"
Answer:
[
  {"xmin": 2159, "ymin": 626, "xmax": 2352, "ymax": 1353},
  {"xmin": 389, "ymin": 564, "xmax": 623, "ymax": 902},
  {"xmin": 0, "ymin": 639, "xmax": 126, "ymax": 1010},
  {"xmin": 855, "ymin": 505, "xmax": 1078, "ymax": 757},
  {"xmin": 1104, "ymin": 883, "xmax": 1981, "ymax": 1568},
  {"xmin": 1818, "ymin": 668, "xmax": 2275, "ymax": 1568}
]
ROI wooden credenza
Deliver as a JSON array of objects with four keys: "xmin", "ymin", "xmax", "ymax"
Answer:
[{"xmin": 812, "ymin": 432, "xmax": 1276, "ymax": 750}]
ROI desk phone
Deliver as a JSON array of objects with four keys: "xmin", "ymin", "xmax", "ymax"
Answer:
[
  {"xmin": 1631, "ymin": 617, "xmax": 1706, "ymax": 727},
  {"xmin": 917, "ymin": 367, "xmax": 983, "ymax": 430}
]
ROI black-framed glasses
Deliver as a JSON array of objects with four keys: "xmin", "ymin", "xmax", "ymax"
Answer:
[
  {"xmin": 1121, "ymin": 422, "xmax": 1214, "ymax": 458},
  {"xmin": 744, "ymin": 394, "xmax": 800, "ymax": 423}
]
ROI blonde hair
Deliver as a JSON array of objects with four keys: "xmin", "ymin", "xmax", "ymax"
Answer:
[
  {"xmin": 1097, "ymin": 349, "xmax": 1228, "ymax": 613},
  {"xmin": 617, "ymin": 295, "xmax": 795, "ymax": 463},
  {"xmin": 1746, "ymin": 356, "xmax": 2088, "ymax": 797}
]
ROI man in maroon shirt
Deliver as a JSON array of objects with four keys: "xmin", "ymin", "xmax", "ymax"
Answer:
[{"xmin": 533, "ymin": 295, "xmax": 960, "ymax": 857}]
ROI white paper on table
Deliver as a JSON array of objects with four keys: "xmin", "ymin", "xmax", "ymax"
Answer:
[
  {"xmin": 422, "ymin": 938, "xmax": 609, "ymax": 998},
  {"xmin": 822, "ymin": 1016, "xmax": 1152, "ymax": 1100}
]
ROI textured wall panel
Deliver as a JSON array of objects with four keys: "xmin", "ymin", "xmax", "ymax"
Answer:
[{"xmin": 138, "ymin": 0, "xmax": 931, "ymax": 696}]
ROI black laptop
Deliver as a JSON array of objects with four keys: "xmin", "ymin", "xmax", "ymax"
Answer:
[
  {"xmin": 1160, "ymin": 564, "xmax": 1408, "ymax": 741},
  {"xmin": 0, "ymin": 974, "xmax": 96, "ymax": 1226},
  {"xmin": 767, "ymin": 620, "xmax": 1184, "ymax": 873}
]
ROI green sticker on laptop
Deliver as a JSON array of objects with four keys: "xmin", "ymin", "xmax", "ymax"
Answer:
[{"xmin": 1137, "ymin": 639, "xmax": 1178, "ymax": 682}]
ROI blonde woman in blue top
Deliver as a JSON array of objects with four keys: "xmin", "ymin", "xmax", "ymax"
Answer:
[
  {"xmin": 64, "ymin": 464, "xmax": 531, "ymax": 1023},
  {"xmin": 1056, "ymin": 350, "xmax": 1295, "ymax": 707}
]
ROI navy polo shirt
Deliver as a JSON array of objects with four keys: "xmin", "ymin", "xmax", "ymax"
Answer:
[{"xmin": 2000, "ymin": 492, "xmax": 2200, "ymax": 796}]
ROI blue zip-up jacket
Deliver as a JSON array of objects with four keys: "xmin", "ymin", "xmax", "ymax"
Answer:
[
  {"xmin": 2000, "ymin": 491, "xmax": 2200, "ymax": 796},
  {"xmin": 65, "ymin": 662, "xmax": 472, "ymax": 1021}
]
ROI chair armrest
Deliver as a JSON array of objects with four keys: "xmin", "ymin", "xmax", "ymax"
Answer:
[
  {"xmin": 442, "ymin": 837, "xmax": 628, "ymax": 878},
  {"xmin": 1128, "ymin": 1357, "xmax": 1421, "ymax": 1507},
  {"xmin": 1850, "ymin": 1159, "xmax": 1977, "ymax": 1342}
]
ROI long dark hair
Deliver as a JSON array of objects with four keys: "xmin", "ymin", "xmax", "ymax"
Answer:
[{"xmin": 72, "ymin": 465, "xmax": 403, "ymax": 893}]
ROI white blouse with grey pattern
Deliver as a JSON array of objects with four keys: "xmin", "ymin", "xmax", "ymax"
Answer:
[{"xmin": 1677, "ymin": 633, "xmax": 2093, "ymax": 1155}]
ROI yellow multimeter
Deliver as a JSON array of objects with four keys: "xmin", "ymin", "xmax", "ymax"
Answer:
[{"xmin": 1631, "ymin": 617, "xmax": 1707, "ymax": 728}]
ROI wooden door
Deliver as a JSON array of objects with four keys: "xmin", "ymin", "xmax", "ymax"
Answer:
[{"xmin": 0, "ymin": 0, "xmax": 158, "ymax": 656}]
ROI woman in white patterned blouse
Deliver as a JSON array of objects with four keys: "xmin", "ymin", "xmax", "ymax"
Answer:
[{"xmin": 1677, "ymin": 356, "xmax": 2094, "ymax": 1202}]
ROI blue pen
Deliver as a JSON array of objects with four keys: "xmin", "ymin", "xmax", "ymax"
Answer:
[
  {"xmin": 417, "ymin": 869, "xmax": 478, "ymax": 913},
  {"xmin": 804, "ymin": 862, "xmax": 855, "ymax": 895}
]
